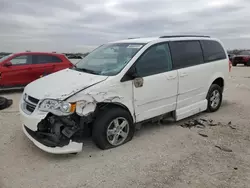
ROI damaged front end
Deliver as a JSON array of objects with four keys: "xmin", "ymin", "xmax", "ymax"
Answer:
[
  {"xmin": 20, "ymin": 88, "xmax": 130, "ymax": 154},
  {"xmin": 23, "ymin": 112, "xmax": 93, "ymax": 154}
]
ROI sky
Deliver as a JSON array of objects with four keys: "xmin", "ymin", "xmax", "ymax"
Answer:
[{"xmin": 0, "ymin": 0, "xmax": 249, "ymax": 52}]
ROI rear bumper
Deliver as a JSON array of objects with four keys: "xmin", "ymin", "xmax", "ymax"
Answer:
[{"xmin": 22, "ymin": 125, "xmax": 83, "ymax": 154}]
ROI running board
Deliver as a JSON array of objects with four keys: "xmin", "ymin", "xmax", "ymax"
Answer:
[{"xmin": 175, "ymin": 100, "xmax": 207, "ymax": 121}]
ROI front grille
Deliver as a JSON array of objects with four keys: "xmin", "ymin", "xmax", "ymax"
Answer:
[
  {"xmin": 26, "ymin": 103, "xmax": 36, "ymax": 112},
  {"xmin": 28, "ymin": 96, "xmax": 39, "ymax": 104},
  {"xmin": 23, "ymin": 94, "xmax": 39, "ymax": 114}
]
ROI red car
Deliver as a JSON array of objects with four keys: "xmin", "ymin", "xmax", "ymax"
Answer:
[
  {"xmin": 232, "ymin": 50, "xmax": 250, "ymax": 66},
  {"xmin": 0, "ymin": 52, "xmax": 73, "ymax": 90}
]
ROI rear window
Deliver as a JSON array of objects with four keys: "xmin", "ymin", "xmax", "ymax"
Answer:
[
  {"xmin": 169, "ymin": 41, "xmax": 204, "ymax": 69},
  {"xmin": 200, "ymin": 40, "xmax": 227, "ymax": 62}
]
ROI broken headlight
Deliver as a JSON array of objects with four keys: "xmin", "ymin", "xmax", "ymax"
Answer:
[{"xmin": 39, "ymin": 99, "xmax": 76, "ymax": 116}]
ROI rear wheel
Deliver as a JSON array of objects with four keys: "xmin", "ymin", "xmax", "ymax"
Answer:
[
  {"xmin": 206, "ymin": 84, "xmax": 222, "ymax": 112},
  {"xmin": 246, "ymin": 60, "xmax": 250, "ymax": 66},
  {"xmin": 92, "ymin": 107, "xmax": 135, "ymax": 150}
]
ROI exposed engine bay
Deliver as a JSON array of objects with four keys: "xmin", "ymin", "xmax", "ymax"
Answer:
[{"xmin": 28, "ymin": 114, "xmax": 92, "ymax": 148}]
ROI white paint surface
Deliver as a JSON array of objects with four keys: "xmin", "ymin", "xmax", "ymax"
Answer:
[{"xmin": 19, "ymin": 36, "xmax": 229, "ymax": 154}]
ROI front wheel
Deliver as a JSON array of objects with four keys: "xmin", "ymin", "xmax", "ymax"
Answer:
[
  {"xmin": 92, "ymin": 107, "xmax": 135, "ymax": 150},
  {"xmin": 206, "ymin": 84, "xmax": 223, "ymax": 112}
]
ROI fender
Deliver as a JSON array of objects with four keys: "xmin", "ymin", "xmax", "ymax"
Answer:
[{"xmin": 67, "ymin": 90, "xmax": 135, "ymax": 122}]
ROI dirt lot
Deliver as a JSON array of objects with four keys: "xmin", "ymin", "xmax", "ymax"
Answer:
[{"xmin": 1, "ymin": 66, "xmax": 250, "ymax": 188}]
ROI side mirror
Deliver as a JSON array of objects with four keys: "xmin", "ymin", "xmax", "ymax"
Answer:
[
  {"xmin": 121, "ymin": 65, "xmax": 141, "ymax": 82},
  {"xmin": 3, "ymin": 61, "xmax": 12, "ymax": 67},
  {"xmin": 127, "ymin": 66, "xmax": 139, "ymax": 79}
]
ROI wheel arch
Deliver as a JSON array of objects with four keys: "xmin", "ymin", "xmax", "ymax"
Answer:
[
  {"xmin": 208, "ymin": 72, "xmax": 225, "ymax": 94},
  {"xmin": 211, "ymin": 77, "xmax": 224, "ymax": 91},
  {"xmin": 95, "ymin": 102, "xmax": 135, "ymax": 123}
]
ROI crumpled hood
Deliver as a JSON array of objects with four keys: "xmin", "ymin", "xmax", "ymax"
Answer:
[{"xmin": 24, "ymin": 69, "xmax": 108, "ymax": 100}]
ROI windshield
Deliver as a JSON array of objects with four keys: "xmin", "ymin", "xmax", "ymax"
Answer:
[
  {"xmin": 0, "ymin": 54, "xmax": 13, "ymax": 62},
  {"xmin": 73, "ymin": 43, "xmax": 145, "ymax": 76},
  {"xmin": 239, "ymin": 51, "xmax": 250, "ymax": 55}
]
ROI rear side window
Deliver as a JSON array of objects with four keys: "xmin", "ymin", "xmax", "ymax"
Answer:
[
  {"xmin": 135, "ymin": 43, "xmax": 172, "ymax": 77},
  {"xmin": 33, "ymin": 55, "xmax": 62, "ymax": 64},
  {"xmin": 169, "ymin": 41, "xmax": 203, "ymax": 69},
  {"xmin": 200, "ymin": 40, "xmax": 226, "ymax": 62}
]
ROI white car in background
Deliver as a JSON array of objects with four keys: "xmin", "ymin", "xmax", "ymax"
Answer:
[{"xmin": 19, "ymin": 35, "xmax": 230, "ymax": 154}]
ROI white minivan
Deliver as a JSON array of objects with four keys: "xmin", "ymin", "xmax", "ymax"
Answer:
[{"xmin": 19, "ymin": 35, "xmax": 231, "ymax": 154}]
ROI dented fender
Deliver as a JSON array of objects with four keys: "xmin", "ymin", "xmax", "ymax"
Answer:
[{"xmin": 67, "ymin": 91, "xmax": 135, "ymax": 120}]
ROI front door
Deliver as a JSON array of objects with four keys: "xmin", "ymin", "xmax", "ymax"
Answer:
[
  {"xmin": 31, "ymin": 55, "xmax": 55, "ymax": 79},
  {"xmin": 132, "ymin": 42, "xmax": 178, "ymax": 122},
  {"xmin": 0, "ymin": 55, "xmax": 32, "ymax": 87}
]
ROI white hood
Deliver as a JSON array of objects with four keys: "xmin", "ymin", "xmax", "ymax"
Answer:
[{"xmin": 24, "ymin": 69, "xmax": 108, "ymax": 100}]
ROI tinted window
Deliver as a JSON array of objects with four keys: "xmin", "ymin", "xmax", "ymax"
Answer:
[
  {"xmin": 52, "ymin": 56, "xmax": 62, "ymax": 62},
  {"xmin": 33, "ymin": 55, "xmax": 62, "ymax": 64},
  {"xmin": 169, "ymin": 41, "xmax": 203, "ymax": 69},
  {"xmin": 10, "ymin": 55, "xmax": 32, "ymax": 65},
  {"xmin": 135, "ymin": 43, "xmax": 172, "ymax": 77},
  {"xmin": 200, "ymin": 40, "xmax": 226, "ymax": 62},
  {"xmin": 36, "ymin": 55, "xmax": 52, "ymax": 64}
]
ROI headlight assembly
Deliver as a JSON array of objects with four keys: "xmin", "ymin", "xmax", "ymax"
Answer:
[{"xmin": 38, "ymin": 99, "xmax": 76, "ymax": 116}]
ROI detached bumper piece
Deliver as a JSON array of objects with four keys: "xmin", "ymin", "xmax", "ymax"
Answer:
[
  {"xmin": 24, "ymin": 125, "xmax": 65, "ymax": 147},
  {"xmin": 23, "ymin": 125, "xmax": 83, "ymax": 154},
  {"xmin": 22, "ymin": 114, "xmax": 85, "ymax": 154}
]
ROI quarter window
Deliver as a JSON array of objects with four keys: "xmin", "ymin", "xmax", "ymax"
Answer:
[
  {"xmin": 200, "ymin": 40, "xmax": 226, "ymax": 62},
  {"xmin": 135, "ymin": 43, "xmax": 172, "ymax": 77},
  {"xmin": 51, "ymin": 56, "xmax": 62, "ymax": 63},
  {"xmin": 169, "ymin": 41, "xmax": 204, "ymax": 69}
]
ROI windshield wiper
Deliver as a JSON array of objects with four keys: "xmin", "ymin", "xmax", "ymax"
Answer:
[{"xmin": 73, "ymin": 66, "xmax": 100, "ymax": 75}]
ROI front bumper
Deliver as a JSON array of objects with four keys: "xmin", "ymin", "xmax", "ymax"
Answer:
[
  {"xmin": 19, "ymin": 101, "xmax": 83, "ymax": 154},
  {"xmin": 22, "ymin": 125, "xmax": 82, "ymax": 154}
]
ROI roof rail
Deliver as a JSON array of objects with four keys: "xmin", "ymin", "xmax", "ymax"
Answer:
[
  {"xmin": 127, "ymin": 37, "xmax": 140, "ymax": 39},
  {"xmin": 159, "ymin": 35, "xmax": 210, "ymax": 38}
]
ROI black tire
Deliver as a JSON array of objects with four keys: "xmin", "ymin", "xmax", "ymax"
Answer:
[
  {"xmin": 92, "ymin": 107, "xmax": 135, "ymax": 150},
  {"xmin": 0, "ymin": 97, "xmax": 13, "ymax": 110},
  {"xmin": 246, "ymin": 60, "xmax": 250, "ymax": 66},
  {"xmin": 206, "ymin": 84, "xmax": 223, "ymax": 112},
  {"xmin": 0, "ymin": 97, "xmax": 6, "ymax": 109},
  {"xmin": 244, "ymin": 63, "xmax": 247, "ymax": 66}
]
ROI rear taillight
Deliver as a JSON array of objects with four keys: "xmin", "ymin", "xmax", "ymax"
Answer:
[
  {"xmin": 229, "ymin": 60, "xmax": 232, "ymax": 72},
  {"xmin": 243, "ymin": 57, "xmax": 250, "ymax": 62}
]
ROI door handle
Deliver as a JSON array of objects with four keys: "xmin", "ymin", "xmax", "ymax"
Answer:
[
  {"xmin": 180, "ymin": 72, "xmax": 188, "ymax": 77},
  {"xmin": 167, "ymin": 75, "xmax": 176, "ymax": 80}
]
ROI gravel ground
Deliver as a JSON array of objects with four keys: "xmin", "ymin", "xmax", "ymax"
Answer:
[{"xmin": 1, "ymin": 66, "xmax": 250, "ymax": 188}]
